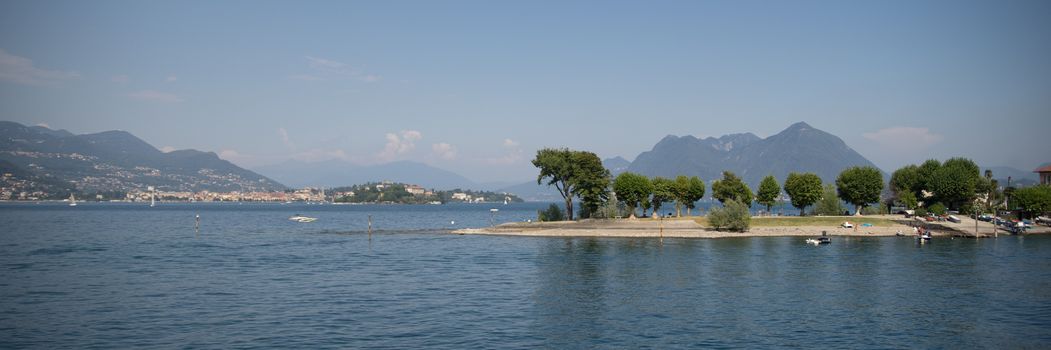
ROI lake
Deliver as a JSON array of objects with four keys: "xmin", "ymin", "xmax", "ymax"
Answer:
[{"xmin": 1, "ymin": 202, "xmax": 1049, "ymax": 348}]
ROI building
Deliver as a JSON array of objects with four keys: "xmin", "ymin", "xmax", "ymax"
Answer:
[{"xmin": 1036, "ymin": 165, "xmax": 1051, "ymax": 185}]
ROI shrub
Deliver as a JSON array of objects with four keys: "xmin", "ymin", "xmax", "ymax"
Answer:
[
  {"xmin": 915, "ymin": 208, "xmax": 928, "ymax": 217},
  {"xmin": 928, "ymin": 202, "xmax": 947, "ymax": 216},
  {"xmin": 539, "ymin": 204, "xmax": 565, "ymax": 222},
  {"xmin": 708, "ymin": 199, "xmax": 751, "ymax": 232}
]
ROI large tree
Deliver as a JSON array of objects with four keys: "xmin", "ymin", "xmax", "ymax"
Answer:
[
  {"xmin": 711, "ymin": 171, "xmax": 753, "ymax": 204},
  {"xmin": 784, "ymin": 172, "xmax": 823, "ymax": 216},
  {"xmin": 836, "ymin": 166, "xmax": 884, "ymax": 216},
  {"xmin": 890, "ymin": 165, "xmax": 920, "ymax": 201},
  {"xmin": 1012, "ymin": 185, "xmax": 1051, "ymax": 219},
  {"xmin": 755, "ymin": 175, "xmax": 781, "ymax": 215},
  {"xmin": 682, "ymin": 175, "xmax": 706, "ymax": 216},
  {"xmin": 651, "ymin": 177, "xmax": 675, "ymax": 217},
  {"xmin": 613, "ymin": 172, "xmax": 653, "ymax": 219},
  {"xmin": 815, "ymin": 183, "xmax": 846, "ymax": 216},
  {"xmin": 929, "ymin": 158, "xmax": 981, "ymax": 210},
  {"xmin": 533, "ymin": 148, "xmax": 610, "ymax": 220}
]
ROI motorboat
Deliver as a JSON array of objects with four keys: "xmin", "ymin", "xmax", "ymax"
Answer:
[
  {"xmin": 806, "ymin": 237, "xmax": 831, "ymax": 245},
  {"xmin": 289, "ymin": 214, "xmax": 317, "ymax": 223},
  {"xmin": 68, "ymin": 194, "xmax": 77, "ymax": 207}
]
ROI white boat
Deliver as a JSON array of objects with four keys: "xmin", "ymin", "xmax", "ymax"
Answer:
[
  {"xmin": 68, "ymin": 194, "xmax": 77, "ymax": 207},
  {"xmin": 806, "ymin": 237, "xmax": 831, "ymax": 245},
  {"xmin": 289, "ymin": 214, "xmax": 317, "ymax": 223}
]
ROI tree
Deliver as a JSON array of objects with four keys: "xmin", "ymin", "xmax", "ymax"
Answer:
[
  {"xmin": 929, "ymin": 157, "xmax": 980, "ymax": 210},
  {"xmin": 916, "ymin": 159, "xmax": 941, "ymax": 201},
  {"xmin": 682, "ymin": 176, "xmax": 706, "ymax": 216},
  {"xmin": 708, "ymin": 199, "xmax": 751, "ymax": 232},
  {"xmin": 784, "ymin": 172, "xmax": 823, "ymax": 216},
  {"xmin": 755, "ymin": 175, "xmax": 781, "ymax": 215},
  {"xmin": 1012, "ymin": 185, "xmax": 1051, "ymax": 219},
  {"xmin": 711, "ymin": 171, "xmax": 753, "ymax": 204},
  {"xmin": 613, "ymin": 172, "xmax": 653, "ymax": 219},
  {"xmin": 890, "ymin": 165, "xmax": 920, "ymax": 199},
  {"xmin": 836, "ymin": 166, "xmax": 884, "ymax": 216},
  {"xmin": 898, "ymin": 190, "xmax": 918, "ymax": 210},
  {"xmin": 815, "ymin": 184, "xmax": 846, "ymax": 216},
  {"xmin": 651, "ymin": 177, "xmax": 675, "ymax": 217},
  {"xmin": 533, "ymin": 148, "xmax": 610, "ymax": 220}
]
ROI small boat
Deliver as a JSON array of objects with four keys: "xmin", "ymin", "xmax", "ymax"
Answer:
[
  {"xmin": 806, "ymin": 237, "xmax": 831, "ymax": 245},
  {"xmin": 68, "ymin": 194, "xmax": 77, "ymax": 207},
  {"xmin": 289, "ymin": 214, "xmax": 317, "ymax": 223},
  {"xmin": 917, "ymin": 232, "xmax": 932, "ymax": 243}
]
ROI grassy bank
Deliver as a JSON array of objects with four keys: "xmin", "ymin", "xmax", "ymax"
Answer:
[{"xmin": 686, "ymin": 216, "xmax": 896, "ymax": 227}]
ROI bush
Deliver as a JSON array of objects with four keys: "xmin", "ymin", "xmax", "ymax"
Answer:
[
  {"xmin": 708, "ymin": 199, "xmax": 751, "ymax": 232},
  {"xmin": 539, "ymin": 204, "xmax": 565, "ymax": 222},
  {"xmin": 928, "ymin": 202, "xmax": 947, "ymax": 216},
  {"xmin": 861, "ymin": 202, "xmax": 886, "ymax": 215},
  {"xmin": 915, "ymin": 208, "xmax": 928, "ymax": 217}
]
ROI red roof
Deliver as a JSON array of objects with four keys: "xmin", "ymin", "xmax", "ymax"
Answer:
[{"xmin": 1035, "ymin": 165, "xmax": 1051, "ymax": 173}]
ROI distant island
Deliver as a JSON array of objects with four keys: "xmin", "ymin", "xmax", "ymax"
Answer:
[{"xmin": 330, "ymin": 181, "xmax": 523, "ymax": 205}]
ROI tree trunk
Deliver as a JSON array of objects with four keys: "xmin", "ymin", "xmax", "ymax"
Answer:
[
  {"xmin": 800, "ymin": 207, "xmax": 806, "ymax": 216},
  {"xmin": 855, "ymin": 205, "xmax": 862, "ymax": 216},
  {"xmin": 628, "ymin": 205, "xmax": 637, "ymax": 219},
  {"xmin": 676, "ymin": 203, "xmax": 682, "ymax": 217},
  {"xmin": 564, "ymin": 196, "xmax": 574, "ymax": 221}
]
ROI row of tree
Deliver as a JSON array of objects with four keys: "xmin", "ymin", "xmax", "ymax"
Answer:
[
  {"xmin": 889, "ymin": 158, "xmax": 1051, "ymax": 218},
  {"xmin": 533, "ymin": 147, "xmax": 888, "ymax": 220}
]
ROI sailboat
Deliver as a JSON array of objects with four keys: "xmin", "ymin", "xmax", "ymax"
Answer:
[
  {"xmin": 68, "ymin": 193, "xmax": 77, "ymax": 206},
  {"xmin": 150, "ymin": 192, "xmax": 155, "ymax": 207}
]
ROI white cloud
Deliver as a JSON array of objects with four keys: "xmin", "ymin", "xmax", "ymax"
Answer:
[
  {"xmin": 111, "ymin": 75, "xmax": 129, "ymax": 84},
  {"xmin": 502, "ymin": 138, "xmax": 519, "ymax": 148},
  {"xmin": 165, "ymin": 75, "xmax": 177, "ymax": 82},
  {"xmin": 487, "ymin": 139, "xmax": 524, "ymax": 165},
  {"xmin": 362, "ymin": 74, "xmax": 381, "ymax": 83},
  {"xmin": 127, "ymin": 90, "xmax": 183, "ymax": 103},
  {"xmin": 293, "ymin": 56, "xmax": 380, "ymax": 83},
  {"xmin": 378, "ymin": 130, "xmax": 423, "ymax": 160},
  {"xmin": 277, "ymin": 127, "xmax": 295, "ymax": 150},
  {"xmin": 862, "ymin": 127, "xmax": 943, "ymax": 148},
  {"xmin": 432, "ymin": 142, "xmax": 457, "ymax": 160},
  {"xmin": 0, "ymin": 49, "xmax": 80, "ymax": 86},
  {"xmin": 160, "ymin": 146, "xmax": 176, "ymax": 153},
  {"xmin": 306, "ymin": 56, "xmax": 348, "ymax": 71},
  {"xmin": 35, "ymin": 123, "xmax": 51, "ymax": 129}
]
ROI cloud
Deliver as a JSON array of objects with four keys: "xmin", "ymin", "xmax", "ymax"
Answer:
[
  {"xmin": 378, "ymin": 130, "xmax": 423, "ymax": 160},
  {"xmin": 277, "ymin": 127, "xmax": 295, "ymax": 150},
  {"xmin": 432, "ymin": 142, "xmax": 457, "ymax": 160},
  {"xmin": 306, "ymin": 56, "xmax": 347, "ymax": 71},
  {"xmin": 35, "ymin": 123, "xmax": 50, "ymax": 129},
  {"xmin": 160, "ymin": 146, "xmax": 176, "ymax": 153},
  {"xmin": 502, "ymin": 138, "xmax": 519, "ymax": 148},
  {"xmin": 362, "ymin": 74, "xmax": 381, "ymax": 83},
  {"xmin": 127, "ymin": 90, "xmax": 183, "ymax": 103},
  {"xmin": 288, "ymin": 74, "xmax": 323, "ymax": 81},
  {"xmin": 111, "ymin": 75, "xmax": 129, "ymax": 84},
  {"xmin": 862, "ymin": 127, "xmax": 943, "ymax": 148},
  {"xmin": 487, "ymin": 139, "xmax": 524, "ymax": 165},
  {"xmin": 293, "ymin": 56, "xmax": 380, "ymax": 83},
  {"xmin": 165, "ymin": 75, "xmax": 177, "ymax": 82},
  {"xmin": 0, "ymin": 49, "xmax": 80, "ymax": 86}
]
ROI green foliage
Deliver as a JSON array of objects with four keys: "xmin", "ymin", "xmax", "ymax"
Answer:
[
  {"xmin": 711, "ymin": 171, "xmax": 753, "ymax": 204},
  {"xmin": 916, "ymin": 159, "xmax": 941, "ymax": 197},
  {"xmin": 533, "ymin": 148, "xmax": 610, "ymax": 220},
  {"xmin": 681, "ymin": 175, "xmax": 706, "ymax": 216},
  {"xmin": 650, "ymin": 177, "xmax": 675, "ymax": 217},
  {"xmin": 915, "ymin": 207, "xmax": 928, "ymax": 217},
  {"xmin": 927, "ymin": 202, "xmax": 947, "ymax": 216},
  {"xmin": 815, "ymin": 184, "xmax": 846, "ymax": 216},
  {"xmin": 929, "ymin": 158, "xmax": 980, "ymax": 210},
  {"xmin": 784, "ymin": 172, "xmax": 823, "ymax": 216},
  {"xmin": 898, "ymin": 190, "xmax": 918, "ymax": 210},
  {"xmin": 1012, "ymin": 185, "xmax": 1051, "ymax": 219},
  {"xmin": 890, "ymin": 165, "xmax": 920, "ymax": 197},
  {"xmin": 613, "ymin": 172, "xmax": 653, "ymax": 218},
  {"xmin": 756, "ymin": 175, "xmax": 781, "ymax": 214},
  {"xmin": 708, "ymin": 199, "xmax": 751, "ymax": 232},
  {"xmin": 861, "ymin": 202, "xmax": 886, "ymax": 215},
  {"xmin": 539, "ymin": 203, "xmax": 566, "ymax": 222},
  {"xmin": 836, "ymin": 166, "xmax": 884, "ymax": 215}
]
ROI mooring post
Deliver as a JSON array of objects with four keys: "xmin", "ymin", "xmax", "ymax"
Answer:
[{"xmin": 368, "ymin": 214, "xmax": 372, "ymax": 240}]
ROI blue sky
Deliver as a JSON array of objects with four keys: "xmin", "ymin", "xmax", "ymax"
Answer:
[{"xmin": 1, "ymin": 0, "xmax": 1049, "ymax": 182}]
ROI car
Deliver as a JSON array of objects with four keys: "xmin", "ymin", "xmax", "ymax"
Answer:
[{"xmin": 947, "ymin": 215, "xmax": 961, "ymax": 223}]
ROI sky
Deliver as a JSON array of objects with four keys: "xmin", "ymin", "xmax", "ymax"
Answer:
[{"xmin": 1, "ymin": 0, "xmax": 1049, "ymax": 183}]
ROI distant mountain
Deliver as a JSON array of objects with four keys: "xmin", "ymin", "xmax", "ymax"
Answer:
[
  {"xmin": 627, "ymin": 122, "xmax": 883, "ymax": 188},
  {"xmin": 603, "ymin": 156, "xmax": 631, "ymax": 176},
  {"xmin": 982, "ymin": 166, "xmax": 1039, "ymax": 187},
  {"xmin": 253, "ymin": 160, "xmax": 479, "ymax": 190},
  {"xmin": 0, "ymin": 121, "xmax": 284, "ymax": 194},
  {"xmin": 497, "ymin": 181, "xmax": 563, "ymax": 202}
]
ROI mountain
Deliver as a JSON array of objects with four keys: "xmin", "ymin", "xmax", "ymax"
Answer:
[
  {"xmin": 982, "ymin": 166, "xmax": 1039, "ymax": 187},
  {"xmin": 0, "ymin": 121, "xmax": 284, "ymax": 195},
  {"xmin": 253, "ymin": 160, "xmax": 478, "ymax": 190},
  {"xmin": 627, "ymin": 122, "xmax": 883, "ymax": 187},
  {"xmin": 603, "ymin": 156, "xmax": 631, "ymax": 176}
]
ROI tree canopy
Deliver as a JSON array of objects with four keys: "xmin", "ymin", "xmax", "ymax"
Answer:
[
  {"xmin": 651, "ymin": 177, "xmax": 675, "ymax": 217},
  {"xmin": 755, "ymin": 175, "xmax": 781, "ymax": 214},
  {"xmin": 680, "ymin": 175, "xmax": 706, "ymax": 216},
  {"xmin": 784, "ymin": 172, "xmax": 822, "ymax": 216},
  {"xmin": 532, "ymin": 148, "xmax": 610, "ymax": 220},
  {"xmin": 929, "ymin": 158, "xmax": 980, "ymax": 210},
  {"xmin": 1012, "ymin": 185, "xmax": 1051, "ymax": 219},
  {"xmin": 711, "ymin": 171, "xmax": 753, "ymax": 204},
  {"xmin": 613, "ymin": 172, "xmax": 653, "ymax": 219},
  {"xmin": 836, "ymin": 166, "xmax": 884, "ymax": 215},
  {"xmin": 815, "ymin": 183, "xmax": 846, "ymax": 216}
]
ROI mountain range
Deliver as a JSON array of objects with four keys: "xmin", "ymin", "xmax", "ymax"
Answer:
[
  {"xmin": 0, "ymin": 121, "xmax": 283, "ymax": 195},
  {"xmin": 253, "ymin": 160, "xmax": 479, "ymax": 190}
]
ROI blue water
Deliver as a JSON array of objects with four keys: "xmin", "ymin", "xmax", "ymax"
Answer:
[{"xmin": 2, "ymin": 202, "xmax": 1050, "ymax": 348}]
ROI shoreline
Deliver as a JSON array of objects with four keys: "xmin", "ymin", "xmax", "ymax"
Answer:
[{"xmin": 453, "ymin": 215, "xmax": 1022, "ymax": 239}]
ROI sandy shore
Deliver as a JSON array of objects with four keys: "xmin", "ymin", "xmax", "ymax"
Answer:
[{"xmin": 453, "ymin": 217, "xmax": 934, "ymax": 239}]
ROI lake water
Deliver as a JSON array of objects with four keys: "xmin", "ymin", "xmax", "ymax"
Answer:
[{"xmin": 2, "ymin": 202, "xmax": 1050, "ymax": 348}]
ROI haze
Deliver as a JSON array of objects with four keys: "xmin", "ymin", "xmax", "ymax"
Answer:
[{"xmin": 2, "ymin": 1, "xmax": 1048, "ymax": 183}]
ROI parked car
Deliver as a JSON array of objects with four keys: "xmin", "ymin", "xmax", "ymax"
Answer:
[{"xmin": 947, "ymin": 215, "xmax": 961, "ymax": 223}]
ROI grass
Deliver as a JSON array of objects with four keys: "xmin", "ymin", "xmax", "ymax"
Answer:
[{"xmin": 689, "ymin": 216, "xmax": 897, "ymax": 227}]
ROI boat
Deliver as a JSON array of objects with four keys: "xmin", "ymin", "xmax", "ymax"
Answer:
[
  {"xmin": 68, "ymin": 194, "xmax": 77, "ymax": 207},
  {"xmin": 288, "ymin": 214, "xmax": 317, "ymax": 223},
  {"xmin": 806, "ymin": 237, "xmax": 831, "ymax": 245}
]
